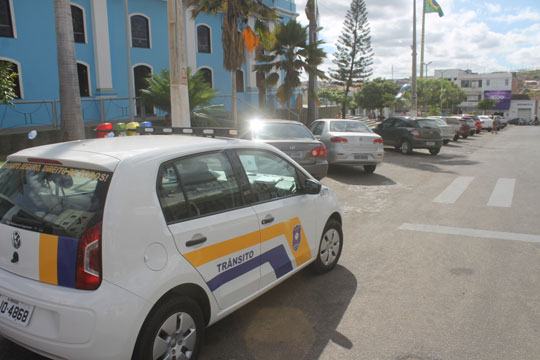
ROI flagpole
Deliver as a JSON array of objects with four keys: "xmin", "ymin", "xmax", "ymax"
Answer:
[
  {"xmin": 420, "ymin": 0, "xmax": 426, "ymax": 78},
  {"xmin": 411, "ymin": 0, "xmax": 418, "ymax": 117}
]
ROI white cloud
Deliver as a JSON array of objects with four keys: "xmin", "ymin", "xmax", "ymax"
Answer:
[{"xmin": 489, "ymin": 8, "xmax": 540, "ymax": 23}]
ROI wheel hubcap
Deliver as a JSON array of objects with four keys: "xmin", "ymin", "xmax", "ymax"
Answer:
[
  {"xmin": 401, "ymin": 142, "xmax": 409, "ymax": 153},
  {"xmin": 153, "ymin": 312, "xmax": 197, "ymax": 360},
  {"xmin": 319, "ymin": 229, "xmax": 341, "ymax": 266}
]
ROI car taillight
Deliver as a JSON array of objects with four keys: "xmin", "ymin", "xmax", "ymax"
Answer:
[
  {"xmin": 76, "ymin": 222, "xmax": 102, "ymax": 290},
  {"xmin": 330, "ymin": 137, "xmax": 348, "ymax": 143},
  {"xmin": 310, "ymin": 146, "xmax": 327, "ymax": 157},
  {"xmin": 411, "ymin": 129, "xmax": 420, "ymax": 137},
  {"xmin": 373, "ymin": 138, "xmax": 383, "ymax": 144}
]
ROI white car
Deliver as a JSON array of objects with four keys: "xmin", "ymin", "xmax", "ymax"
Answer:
[
  {"xmin": 477, "ymin": 115, "xmax": 494, "ymax": 131},
  {"xmin": 427, "ymin": 117, "xmax": 456, "ymax": 145},
  {"xmin": 0, "ymin": 133, "xmax": 343, "ymax": 360}
]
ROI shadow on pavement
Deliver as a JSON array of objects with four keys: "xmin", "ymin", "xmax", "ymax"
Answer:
[
  {"xmin": 326, "ymin": 165, "xmax": 397, "ymax": 186},
  {"xmin": 381, "ymin": 148, "xmax": 478, "ymax": 174},
  {"xmin": 200, "ymin": 265, "xmax": 357, "ymax": 360}
]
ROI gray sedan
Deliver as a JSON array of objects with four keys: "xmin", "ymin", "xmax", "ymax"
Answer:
[{"xmin": 309, "ymin": 119, "xmax": 384, "ymax": 173}]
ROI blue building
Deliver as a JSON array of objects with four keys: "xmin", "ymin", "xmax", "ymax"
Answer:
[{"xmin": 0, "ymin": 0, "xmax": 298, "ymax": 131}]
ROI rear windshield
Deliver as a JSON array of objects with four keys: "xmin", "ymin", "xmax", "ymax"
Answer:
[
  {"xmin": 253, "ymin": 123, "xmax": 315, "ymax": 140},
  {"xmin": 0, "ymin": 162, "xmax": 112, "ymax": 239},
  {"xmin": 414, "ymin": 119, "xmax": 439, "ymax": 129},
  {"xmin": 330, "ymin": 120, "xmax": 372, "ymax": 133},
  {"xmin": 445, "ymin": 118, "xmax": 460, "ymax": 125}
]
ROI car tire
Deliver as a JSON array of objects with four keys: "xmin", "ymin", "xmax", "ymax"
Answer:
[
  {"xmin": 312, "ymin": 219, "xmax": 343, "ymax": 274},
  {"xmin": 399, "ymin": 139, "xmax": 413, "ymax": 155},
  {"xmin": 133, "ymin": 296, "xmax": 204, "ymax": 360},
  {"xmin": 363, "ymin": 165, "xmax": 376, "ymax": 173},
  {"xmin": 453, "ymin": 134, "xmax": 459, "ymax": 141},
  {"xmin": 462, "ymin": 134, "xmax": 468, "ymax": 139},
  {"xmin": 429, "ymin": 147, "xmax": 441, "ymax": 155},
  {"xmin": 443, "ymin": 139, "xmax": 450, "ymax": 145}
]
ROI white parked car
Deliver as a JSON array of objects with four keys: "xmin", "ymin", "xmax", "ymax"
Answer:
[
  {"xmin": 428, "ymin": 116, "xmax": 456, "ymax": 144},
  {"xmin": 0, "ymin": 133, "xmax": 343, "ymax": 360},
  {"xmin": 477, "ymin": 115, "xmax": 494, "ymax": 131}
]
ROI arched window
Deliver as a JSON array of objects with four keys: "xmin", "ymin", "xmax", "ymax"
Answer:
[
  {"xmin": 199, "ymin": 68, "xmax": 213, "ymax": 88},
  {"xmin": 236, "ymin": 70, "xmax": 244, "ymax": 93},
  {"xmin": 71, "ymin": 4, "xmax": 85, "ymax": 43},
  {"xmin": 131, "ymin": 15, "xmax": 150, "ymax": 48},
  {"xmin": 1, "ymin": 60, "xmax": 21, "ymax": 98},
  {"xmin": 77, "ymin": 62, "xmax": 90, "ymax": 97},
  {"xmin": 197, "ymin": 25, "xmax": 211, "ymax": 53},
  {"xmin": 0, "ymin": 0, "xmax": 14, "ymax": 38},
  {"xmin": 134, "ymin": 64, "xmax": 153, "ymax": 115}
]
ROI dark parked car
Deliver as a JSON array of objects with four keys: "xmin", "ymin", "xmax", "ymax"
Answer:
[
  {"xmin": 508, "ymin": 117, "xmax": 527, "ymax": 125},
  {"xmin": 241, "ymin": 119, "xmax": 328, "ymax": 179},
  {"xmin": 374, "ymin": 117, "xmax": 443, "ymax": 155}
]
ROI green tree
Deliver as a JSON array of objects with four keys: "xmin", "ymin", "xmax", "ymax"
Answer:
[
  {"xmin": 186, "ymin": 0, "xmax": 276, "ymax": 127},
  {"xmin": 54, "ymin": 0, "xmax": 85, "ymax": 140},
  {"xmin": 330, "ymin": 0, "xmax": 373, "ymax": 118},
  {"xmin": 0, "ymin": 61, "xmax": 18, "ymax": 105},
  {"xmin": 139, "ymin": 68, "xmax": 223, "ymax": 126},
  {"xmin": 477, "ymin": 98, "xmax": 497, "ymax": 114},
  {"xmin": 254, "ymin": 20, "xmax": 326, "ymax": 118},
  {"xmin": 355, "ymin": 78, "xmax": 398, "ymax": 115}
]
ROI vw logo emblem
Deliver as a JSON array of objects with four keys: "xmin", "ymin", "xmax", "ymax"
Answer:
[{"xmin": 12, "ymin": 231, "xmax": 21, "ymax": 249}]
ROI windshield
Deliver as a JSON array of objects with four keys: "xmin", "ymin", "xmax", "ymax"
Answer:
[
  {"xmin": 330, "ymin": 120, "xmax": 372, "ymax": 133},
  {"xmin": 0, "ymin": 162, "xmax": 112, "ymax": 239},
  {"xmin": 253, "ymin": 123, "xmax": 315, "ymax": 140}
]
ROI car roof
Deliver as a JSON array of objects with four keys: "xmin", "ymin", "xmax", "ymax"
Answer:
[{"xmin": 8, "ymin": 135, "xmax": 265, "ymax": 171}]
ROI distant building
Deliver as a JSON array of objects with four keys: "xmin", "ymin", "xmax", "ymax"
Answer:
[{"xmin": 0, "ymin": 0, "xmax": 297, "ymax": 131}]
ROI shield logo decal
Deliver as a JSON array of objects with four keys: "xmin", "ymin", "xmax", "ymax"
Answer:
[
  {"xmin": 12, "ymin": 231, "xmax": 21, "ymax": 249},
  {"xmin": 292, "ymin": 225, "xmax": 301, "ymax": 251}
]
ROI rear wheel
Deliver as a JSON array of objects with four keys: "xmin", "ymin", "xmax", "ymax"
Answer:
[
  {"xmin": 462, "ymin": 133, "xmax": 468, "ymax": 139},
  {"xmin": 453, "ymin": 133, "xmax": 459, "ymax": 141},
  {"xmin": 429, "ymin": 147, "xmax": 441, "ymax": 155},
  {"xmin": 133, "ymin": 296, "xmax": 204, "ymax": 360},
  {"xmin": 399, "ymin": 139, "xmax": 413, "ymax": 155},
  {"xmin": 443, "ymin": 139, "xmax": 450, "ymax": 145},
  {"xmin": 363, "ymin": 165, "xmax": 376, "ymax": 173},
  {"xmin": 312, "ymin": 219, "xmax": 343, "ymax": 274}
]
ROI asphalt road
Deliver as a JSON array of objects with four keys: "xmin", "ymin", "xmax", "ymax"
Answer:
[{"xmin": 2, "ymin": 125, "xmax": 540, "ymax": 360}]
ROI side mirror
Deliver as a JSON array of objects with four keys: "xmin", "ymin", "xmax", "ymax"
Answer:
[{"xmin": 304, "ymin": 179, "xmax": 322, "ymax": 195}]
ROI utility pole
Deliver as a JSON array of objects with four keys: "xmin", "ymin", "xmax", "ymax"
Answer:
[
  {"xmin": 167, "ymin": 0, "xmax": 191, "ymax": 127},
  {"xmin": 420, "ymin": 0, "xmax": 426, "ymax": 78},
  {"xmin": 307, "ymin": 0, "xmax": 319, "ymax": 124},
  {"xmin": 411, "ymin": 0, "xmax": 418, "ymax": 117}
]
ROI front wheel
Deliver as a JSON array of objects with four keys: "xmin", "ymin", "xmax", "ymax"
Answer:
[
  {"xmin": 133, "ymin": 296, "xmax": 204, "ymax": 360},
  {"xmin": 363, "ymin": 165, "xmax": 376, "ymax": 173},
  {"xmin": 453, "ymin": 134, "xmax": 459, "ymax": 141},
  {"xmin": 312, "ymin": 219, "xmax": 343, "ymax": 274},
  {"xmin": 429, "ymin": 147, "xmax": 441, "ymax": 155}
]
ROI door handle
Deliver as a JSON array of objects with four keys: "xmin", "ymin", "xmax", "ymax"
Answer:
[
  {"xmin": 186, "ymin": 236, "xmax": 207, "ymax": 247},
  {"xmin": 261, "ymin": 215, "xmax": 275, "ymax": 225}
]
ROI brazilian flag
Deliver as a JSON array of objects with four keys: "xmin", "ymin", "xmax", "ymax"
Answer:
[{"xmin": 425, "ymin": 0, "xmax": 444, "ymax": 17}]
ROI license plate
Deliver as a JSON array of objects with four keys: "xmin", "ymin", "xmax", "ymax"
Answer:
[
  {"xmin": 0, "ymin": 295, "xmax": 34, "ymax": 327},
  {"xmin": 354, "ymin": 154, "xmax": 368, "ymax": 160},
  {"xmin": 426, "ymin": 142, "xmax": 435, "ymax": 146},
  {"xmin": 287, "ymin": 151, "xmax": 303, "ymax": 159}
]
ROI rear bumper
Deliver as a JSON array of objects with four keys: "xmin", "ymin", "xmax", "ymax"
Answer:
[
  {"xmin": 301, "ymin": 161, "xmax": 328, "ymax": 180},
  {"xmin": 0, "ymin": 269, "xmax": 146, "ymax": 360},
  {"xmin": 328, "ymin": 150, "xmax": 384, "ymax": 165},
  {"xmin": 411, "ymin": 138, "xmax": 443, "ymax": 149}
]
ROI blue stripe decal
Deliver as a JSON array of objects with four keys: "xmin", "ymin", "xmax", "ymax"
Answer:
[
  {"xmin": 206, "ymin": 245, "xmax": 293, "ymax": 292},
  {"xmin": 57, "ymin": 236, "xmax": 79, "ymax": 288}
]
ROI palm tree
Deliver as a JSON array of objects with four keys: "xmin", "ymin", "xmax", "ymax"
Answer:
[
  {"xmin": 53, "ymin": 0, "xmax": 85, "ymax": 140},
  {"xmin": 185, "ymin": 0, "xmax": 276, "ymax": 127},
  {"xmin": 254, "ymin": 20, "xmax": 326, "ymax": 119}
]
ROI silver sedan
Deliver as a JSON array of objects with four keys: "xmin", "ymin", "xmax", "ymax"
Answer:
[{"xmin": 309, "ymin": 119, "xmax": 384, "ymax": 173}]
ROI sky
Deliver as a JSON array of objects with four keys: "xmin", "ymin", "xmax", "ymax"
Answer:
[{"xmin": 295, "ymin": 0, "xmax": 540, "ymax": 80}]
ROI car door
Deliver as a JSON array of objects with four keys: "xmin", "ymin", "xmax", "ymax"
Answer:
[
  {"xmin": 234, "ymin": 149, "xmax": 320, "ymax": 290},
  {"xmin": 157, "ymin": 151, "xmax": 261, "ymax": 310},
  {"xmin": 375, "ymin": 118, "xmax": 396, "ymax": 145}
]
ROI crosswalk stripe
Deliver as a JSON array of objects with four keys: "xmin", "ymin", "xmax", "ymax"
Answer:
[
  {"xmin": 433, "ymin": 176, "xmax": 474, "ymax": 204},
  {"xmin": 487, "ymin": 178, "xmax": 516, "ymax": 207}
]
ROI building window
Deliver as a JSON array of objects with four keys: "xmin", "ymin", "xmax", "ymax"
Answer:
[
  {"xmin": 131, "ymin": 15, "xmax": 150, "ymax": 48},
  {"xmin": 486, "ymin": 80, "xmax": 490, "ymax": 86},
  {"xmin": 1, "ymin": 60, "xmax": 21, "ymax": 98},
  {"xmin": 199, "ymin": 68, "xmax": 213, "ymax": 88},
  {"xmin": 77, "ymin": 62, "xmax": 90, "ymax": 97},
  {"xmin": 197, "ymin": 25, "xmax": 211, "ymax": 53},
  {"xmin": 236, "ymin": 70, "xmax": 244, "ymax": 93},
  {"xmin": 134, "ymin": 64, "xmax": 154, "ymax": 115},
  {"xmin": 505, "ymin": 79, "xmax": 509, "ymax": 86},
  {"xmin": 0, "ymin": 0, "xmax": 14, "ymax": 38},
  {"xmin": 71, "ymin": 4, "xmax": 85, "ymax": 43}
]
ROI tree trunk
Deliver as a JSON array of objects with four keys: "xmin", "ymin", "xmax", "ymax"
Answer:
[{"xmin": 54, "ymin": 0, "xmax": 85, "ymax": 141}]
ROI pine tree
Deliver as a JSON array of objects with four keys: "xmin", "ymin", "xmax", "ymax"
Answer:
[{"xmin": 330, "ymin": 0, "xmax": 373, "ymax": 118}]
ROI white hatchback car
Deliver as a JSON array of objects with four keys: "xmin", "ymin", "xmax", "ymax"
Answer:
[{"xmin": 0, "ymin": 133, "xmax": 343, "ymax": 360}]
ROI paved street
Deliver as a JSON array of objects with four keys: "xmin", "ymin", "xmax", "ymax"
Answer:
[{"xmin": 2, "ymin": 125, "xmax": 540, "ymax": 360}]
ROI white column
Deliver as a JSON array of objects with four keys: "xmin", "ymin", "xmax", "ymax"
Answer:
[
  {"xmin": 246, "ymin": 17, "xmax": 256, "ymax": 90},
  {"xmin": 184, "ymin": 5, "xmax": 196, "ymax": 71},
  {"xmin": 90, "ymin": 0, "xmax": 114, "ymax": 96}
]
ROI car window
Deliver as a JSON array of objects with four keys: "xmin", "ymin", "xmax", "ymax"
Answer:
[
  {"xmin": 416, "ymin": 119, "xmax": 440, "ymax": 129},
  {"xmin": 253, "ymin": 123, "xmax": 315, "ymax": 140},
  {"xmin": 446, "ymin": 117, "xmax": 460, "ymax": 125},
  {"xmin": 157, "ymin": 152, "xmax": 242, "ymax": 223},
  {"xmin": 330, "ymin": 120, "xmax": 372, "ymax": 133},
  {"xmin": 0, "ymin": 162, "xmax": 111, "ymax": 238},
  {"xmin": 309, "ymin": 121, "xmax": 325, "ymax": 136},
  {"xmin": 381, "ymin": 119, "xmax": 395, "ymax": 128},
  {"xmin": 394, "ymin": 119, "xmax": 410, "ymax": 127},
  {"xmin": 237, "ymin": 150, "xmax": 303, "ymax": 203}
]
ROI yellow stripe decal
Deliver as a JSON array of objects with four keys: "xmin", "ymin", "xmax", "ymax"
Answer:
[
  {"xmin": 39, "ymin": 234, "xmax": 58, "ymax": 285},
  {"xmin": 183, "ymin": 217, "xmax": 311, "ymax": 268}
]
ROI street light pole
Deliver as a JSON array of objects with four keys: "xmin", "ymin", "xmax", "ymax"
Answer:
[{"xmin": 411, "ymin": 0, "xmax": 418, "ymax": 117}]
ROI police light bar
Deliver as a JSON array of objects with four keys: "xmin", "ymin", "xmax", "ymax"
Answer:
[{"xmin": 137, "ymin": 126, "xmax": 238, "ymax": 138}]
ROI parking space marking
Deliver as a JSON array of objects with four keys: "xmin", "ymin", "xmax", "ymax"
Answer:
[
  {"xmin": 399, "ymin": 223, "xmax": 540, "ymax": 244},
  {"xmin": 487, "ymin": 178, "xmax": 516, "ymax": 207},
  {"xmin": 433, "ymin": 176, "xmax": 474, "ymax": 204}
]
